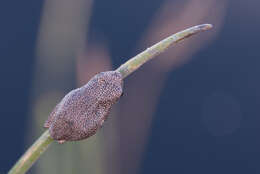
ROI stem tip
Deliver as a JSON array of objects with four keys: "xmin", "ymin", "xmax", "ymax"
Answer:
[{"xmin": 198, "ymin": 24, "xmax": 213, "ymax": 30}]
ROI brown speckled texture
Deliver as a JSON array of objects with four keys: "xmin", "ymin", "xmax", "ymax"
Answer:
[{"xmin": 44, "ymin": 71, "xmax": 123, "ymax": 142}]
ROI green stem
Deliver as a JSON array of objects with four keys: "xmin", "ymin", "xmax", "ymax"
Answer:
[
  {"xmin": 8, "ymin": 24, "xmax": 212, "ymax": 174},
  {"xmin": 8, "ymin": 130, "xmax": 53, "ymax": 174},
  {"xmin": 116, "ymin": 24, "xmax": 212, "ymax": 78}
]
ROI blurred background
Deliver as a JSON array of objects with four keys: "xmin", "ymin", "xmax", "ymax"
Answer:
[{"xmin": 1, "ymin": 0, "xmax": 260, "ymax": 173}]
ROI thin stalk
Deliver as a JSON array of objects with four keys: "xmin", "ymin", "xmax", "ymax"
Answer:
[
  {"xmin": 8, "ymin": 24, "xmax": 212, "ymax": 174},
  {"xmin": 116, "ymin": 24, "xmax": 212, "ymax": 78},
  {"xmin": 8, "ymin": 130, "xmax": 53, "ymax": 174}
]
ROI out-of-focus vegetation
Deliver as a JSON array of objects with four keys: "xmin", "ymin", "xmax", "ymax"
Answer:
[
  {"xmin": 3, "ymin": 0, "xmax": 260, "ymax": 174},
  {"xmin": 30, "ymin": 0, "xmax": 226, "ymax": 174}
]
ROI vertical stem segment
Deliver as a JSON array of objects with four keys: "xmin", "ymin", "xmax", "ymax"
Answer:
[
  {"xmin": 8, "ymin": 130, "xmax": 53, "ymax": 174},
  {"xmin": 116, "ymin": 24, "xmax": 212, "ymax": 78}
]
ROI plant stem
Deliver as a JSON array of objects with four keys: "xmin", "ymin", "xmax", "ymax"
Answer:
[
  {"xmin": 8, "ymin": 24, "xmax": 212, "ymax": 174},
  {"xmin": 116, "ymin": 24, "xmax": 212, "ymax": 78},
  {"xmin": 8, "ymin": 130, "xmax": 53, "ymax": 174}
]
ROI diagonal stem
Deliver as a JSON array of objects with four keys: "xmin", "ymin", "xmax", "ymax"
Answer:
[
  {"xmin": 8, "ymin": 130, "xmax": 53, "ymax": 174},
  {"xmin": 8, "ymin": 24, "xmax": 212, "ymax": 174},
  {"xmin": 116, "ymin": 24, "xmax": 212, "ymax": 78}
]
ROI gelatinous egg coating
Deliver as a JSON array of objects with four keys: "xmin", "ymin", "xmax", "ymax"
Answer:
[{"xmin": 44, "ymin": 71, "xmax": 123, "ymax": 142}]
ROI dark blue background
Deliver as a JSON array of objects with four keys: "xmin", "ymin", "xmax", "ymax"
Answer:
[{"xmin": 1, "ymin": 0, "xmax": 260, "ymax": 173}]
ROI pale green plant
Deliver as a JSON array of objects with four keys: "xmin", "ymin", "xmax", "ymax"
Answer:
[{"xmin": 8, "ymin": 24, "xmax": 212, "ymax": 174}]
